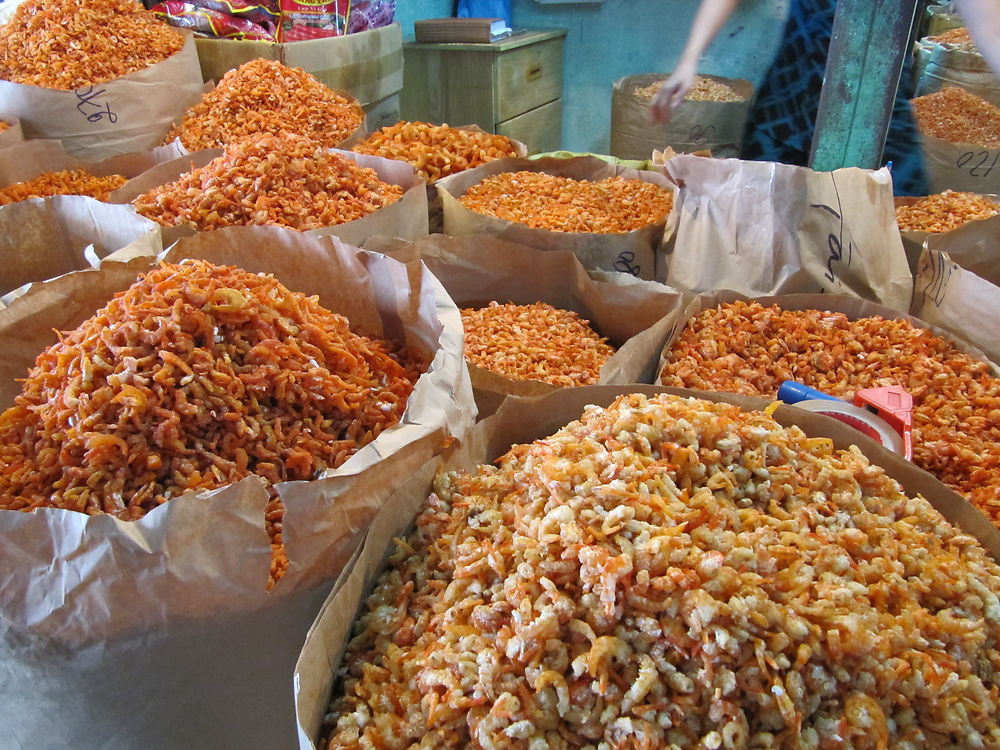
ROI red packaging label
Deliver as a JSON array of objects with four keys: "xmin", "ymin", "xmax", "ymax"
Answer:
[{"xmin": 279, "ymin": 0, "xmax": 348, "ymax": 41}]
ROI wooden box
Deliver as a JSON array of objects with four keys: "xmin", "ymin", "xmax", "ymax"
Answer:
[{"xmin": 401, "ymin": 29, "xmax": 566, "ymax": 153}]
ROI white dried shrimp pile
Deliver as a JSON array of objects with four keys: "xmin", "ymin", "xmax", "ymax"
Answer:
[
  {"xmin": 0, "ymin": 260, "xmax": 425, "ymax": 583},
  {"xmin": 325, "ymin": 393, "xmax": 1000, "ymax": 749}
]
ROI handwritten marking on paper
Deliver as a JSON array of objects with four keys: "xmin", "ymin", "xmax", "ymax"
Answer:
[
  {"xmin": 687, "ymin": 124, "xmax": 717, "ymax": 146},
  {"xmin": 75, "ymin": 86, "xmax": 118, "ymax": 124},
  {"xmin": 810, "ymin": 176, "xmax": 856, "ymax": 284},
  {"xmin": 956, "ymin": 150, "xmax": 1000, "ymax": 178},
  {"xmin": 613, "ymin": 250, "xmax": 641, "ymax": 276},
  {"xmin": 917, "ymin": 250, "xmax": 954, "ymax": 308}
]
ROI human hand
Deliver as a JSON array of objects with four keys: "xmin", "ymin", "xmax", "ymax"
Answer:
[{"xmin": 650, "ymin": 67, "xmax": 696, "ymax": 123}]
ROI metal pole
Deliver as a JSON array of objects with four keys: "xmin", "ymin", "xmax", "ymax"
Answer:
[{"xmin": 809, "ymin": 0, "xmax": 920, "ymax": 171}]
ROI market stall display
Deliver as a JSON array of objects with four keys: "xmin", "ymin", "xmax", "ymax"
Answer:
[
  {"xmin": 660, "ymin": 297, "xmax": 1000, "ymax": 523},
  {"xmin": 315, "ymin": 389, "xmax": 1000, "ymax": 749},
  {"xmin": 151, "ymin": 1, "xmax": 279, "ymax": 42},
  {"xmin": 132, "ymin": 132, "xmax": 404, "ymax": 231},
  {"xmin": 351, "ymin": 122, "xmax": 521, "ymax": 182},
  {"xmin": 163, "ymin": 59, "xmax": 364, "ymax": 151}
]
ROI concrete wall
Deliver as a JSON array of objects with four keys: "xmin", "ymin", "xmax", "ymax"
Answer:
[{"xmin": 395, "ymin": 0, "xmax": 789, "ymax": 153}]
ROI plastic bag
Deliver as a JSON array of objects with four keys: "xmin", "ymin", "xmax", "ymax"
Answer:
[
  {"xmin": 151, "ymin": 1, "xmax": 277, "ymax": 41},
  {"xmin": 280, "ymin": 0, "xmax": 348, "ymax": 40},
  {"xmin": 347, "ymin": 0, "xmax": 396, "ymax": 34},
  {"xmin": 456, "ymin": 0, "xmax": 511, "ymax": 27}
]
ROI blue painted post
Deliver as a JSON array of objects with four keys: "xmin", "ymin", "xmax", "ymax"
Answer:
[{"xmin": 809, "ymin": 0, "xmax": 920, "ymax": 171}]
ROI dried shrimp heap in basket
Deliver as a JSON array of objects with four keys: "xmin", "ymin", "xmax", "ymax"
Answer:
[
  {"xmin": 352, "ymin": 122, "xmax": 520, "ymax": 182},
  {"xmin": 461, "ymin": 301, "xmax": 615, "ymax": 386},
  {"xmin": 0, "ymin": 169, "xmax": 127, "ymax": 205},
  {"xmin": 458, "ymin": 171, "xmax": 674, "ymax": 233},
  {"xmin": 660, "ymin": 300, "xmax": 1000, "ymax": 524},
  {"xmin": 0, "ymin": 0, "xmax": 185, "ymax": 90},
  {"xmin": 895, "ymin": 190, "xmax": 1000, "ymax": 233},
  {"xmin": 326, "ymin": 392, "xmax": 1000, "ymax": 748},
  {"xmin": 0, "ymin": 260, "xmax": 425, "ymax": 583},
  {"xmin": 133, "ymin": 132, "xmax": 404, "ymax": 232},
  {"xmin": 163, "ymin": 59, "xmax": 364, "ymax": 151}
]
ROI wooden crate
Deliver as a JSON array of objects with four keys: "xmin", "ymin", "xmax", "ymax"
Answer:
[{"xmin": 401, "ymin": 29, "xmax": 566, "ymax": 154}]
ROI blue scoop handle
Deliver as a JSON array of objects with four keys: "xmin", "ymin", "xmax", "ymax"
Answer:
[{"xmin": 777, "ymin": 381, "xmax": 843, "ymax": 405}]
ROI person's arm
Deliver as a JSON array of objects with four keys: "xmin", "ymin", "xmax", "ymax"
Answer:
[
  {"xmin": 955, "ymin": 0, "xmax": 1000, "ymax": 78},
  {"xmin": 651, "ymin": 0, "xmax": 743, "ymax": 122}
]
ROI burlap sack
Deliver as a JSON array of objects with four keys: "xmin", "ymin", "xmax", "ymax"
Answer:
[
  {"xmin": 0, "ymin": 33, "xmax": 205, "ymax": 160},
  {"xmin": 0, "ymin": 227, "xmax": 473, "ymax": 750},
  {"xmin": 610, "ymin": 73, "xmax": 754, "ymax": 160}
]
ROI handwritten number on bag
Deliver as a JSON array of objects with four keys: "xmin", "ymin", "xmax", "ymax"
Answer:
[
  {"xmin": 688, "ymin": 124, "xmax": 716, "ymax": 146},
  {"xmin": 917, "ymin": 251, "xmax": 953, "ymax": 308},
  {"xmin": 956, "ymin": 150, "xmax": 1000, "ymax": 177},
  {"xmin": 75, "ymin": 86, "xmax": 118, "ymax": 124},
  {"xmin": 810, "ymin": 176, "xmax": 855, "ymax": 284},
  {"xmin": 614, "ymin": 250, "xmax": 641, "ymax": 276}
]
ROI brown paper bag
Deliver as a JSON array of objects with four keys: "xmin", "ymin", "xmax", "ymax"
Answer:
[
  {"xmin": 0, "ymin": 34, "xmax": 205, "ymax": 161},
  {"xmin": 0, "ymin": 138, "xmax": 187, "ymax": 188},
  {"xmin": 663, "ymin": 155, "xmax": 913, "ymax": 310},
  {"xmin": 292, "ymin": 384, "xmax": 1000, "ymax": 748},
  {"xmin": 436, "ymin": 156, "xmax": 674, "ymax": 281},
  {"xmin": 0, "ymin": 227, "xmax": 474, "ymax": 749},
  {"xmin": 610, "ymin": 73, "xmax": 754, "ymax": 160},
  {"xmin": 0, "ymin": 115, "xmax": 23, "ymax": 149},
  {"xmin": 0, "ymin": 196, "xmax": 161, "ymax": 300},
  {"xmin": 364, "ymin": 233, "xmax": 690, "ymax": 417},
  {"xmin": 109, "ymin": 147, "xmax": 429, "ymax": 247},
  {"xmin": 920, "ymin": 132, "xmax": 1000, "ymax": 194},
  {"xmin": 912, "ymin": 216, "xmax": 1000, "ymax": 365}
]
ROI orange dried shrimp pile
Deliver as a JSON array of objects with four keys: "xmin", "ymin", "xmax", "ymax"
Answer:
[
  {"xmin": 660, "ymin": 300, "xmax": 1000, "ymax": 521},
  {"xmin": 0, "ymin": 169, "xmax": 127, "ymax": 205},
  {"xmin": 0, "ymin": 122, "xmax": 10, "ymax": 133},
  {"xmin": 0, "ymin": 0, "xmax": 184, "ymax": 90},
  {"xmin": 352, "ymin": 122, "xmax": 520, "ymax": 182},
  {"xmin": 929, "ymin": 26, "xmax": 975, "ymax": 48},
  {"xmin": 912, "ymin": 87, "xmax": 1000, "ymax": 148},
  {"xmin": 459, "ymin": 171, "xmax": 674, "ymax": 233},
  {"xmin": 326, "ymin": 393, "xmax": 1000, "ymax": 748},
  {"xmin": 133, "ymin": 132, "xmax": 404, "ymax": 231},
  {"xmin": 0, "ymin": 260, "xmax": 425, "ymax": 583},
  {"xmin": 163, "ymin": 59, "xmax": 364, "ymax": 151},
  {"xmin": 896, "ymin": 190, "xmax": 1000, "ymax": 232},
  {"xmin": 461, "ymin": 301, "xmax": 615, "ymax": 386}
]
